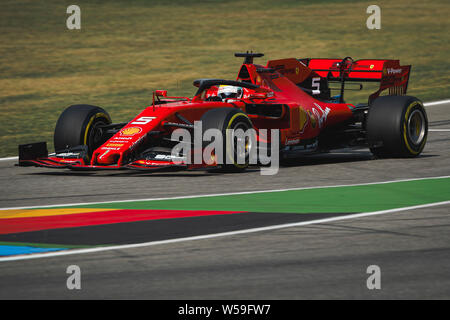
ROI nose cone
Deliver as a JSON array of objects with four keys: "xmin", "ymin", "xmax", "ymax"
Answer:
[{"xmin": 96, "ymin": 150, "xmax": 120, "ymax": 165}]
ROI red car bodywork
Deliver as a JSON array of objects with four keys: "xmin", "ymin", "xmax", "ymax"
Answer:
[{"xmin": 18, "ymin": 54, "xmax": 411, "ymax": 171}]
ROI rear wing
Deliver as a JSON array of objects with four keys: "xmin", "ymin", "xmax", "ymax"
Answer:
[{"xmin": 300, "ymin": 58, "xmax": 411, "ymax": 103}]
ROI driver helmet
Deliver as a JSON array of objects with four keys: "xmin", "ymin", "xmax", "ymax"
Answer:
[{"xmin": 217, "ymin": 85, "xmax": 243, "ymax": 101}]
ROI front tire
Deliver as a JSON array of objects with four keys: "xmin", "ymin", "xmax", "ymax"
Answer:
[
  {"xmin": 200, "ymin": 108, "xmax": 254, "ymax": 172},
  {"xmin": 367, "ymin": 95, "xmax": 428, "ymax": 158},
  {"xmin": 54, "ymin": 104, "xmax": 112, "ymax": 155}
]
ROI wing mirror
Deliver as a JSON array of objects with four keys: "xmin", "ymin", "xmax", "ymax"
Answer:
[{"xmin": 248, "ymin": 87, "xmax": 274, "ymax": 99}]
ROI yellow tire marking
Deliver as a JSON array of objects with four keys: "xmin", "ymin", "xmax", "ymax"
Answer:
[
  {"xmin": 226, "ymin": 113, "xmax": 251, "ymax": 169},
  {"xmin": 403, "ymin": 101, "xmax": 425, "ymax": 155},
  {"xmin": 83, "ymin": 112, "xmax": 111, "ymax": 146}
]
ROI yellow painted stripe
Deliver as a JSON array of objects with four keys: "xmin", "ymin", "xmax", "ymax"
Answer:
[{"xmin": 0, "ymin": 208, "xmax": 117, "ymax": 219}]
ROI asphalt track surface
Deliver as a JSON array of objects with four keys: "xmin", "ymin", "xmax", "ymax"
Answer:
[{"xmin": 0, "ymin": 102, "xmax": 449, "ymax": 299}]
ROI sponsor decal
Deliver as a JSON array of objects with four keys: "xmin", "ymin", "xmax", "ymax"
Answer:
[
  {"xmin": 154, "ymin": 154, "xmax": 175, "ymax": 160},
  {"xmin": 285, "ymin": 137, "xmax": 300, "ymax": 146},
  {"xmin": 56, "ymin": 152, "xmax": 80, "ymax": 157},
  {"xmin": 105, "ymin": 143, "xmax": 124, "ymax": 148},
  {"xmin": 295, "ymin": 67, "xmax": 300, "ymax": 75},
  {"xmin": 102, "ymin": 147, "xmax": 121, "ymax": 151},
  {"xmin": 387, "ymin": 68, "xmax": 402, "ymax": 75},
  {"xmin": 153, "ymin": 154, "xmax": 185, "ymax": 161},
  {"xmin": 356, "ymin": 64, "xmax": 375, "ymax": 70},
  {"xmin": 312, "ymin": 103, "xmax": 331, "ymax": 129},
  {"xmin": 136, "ymin": 160, "xmax": 169, "ymax": 166},
  {"xmin": 120, "ymin": 127, "xmax": 142, "ymax": 136},
  {"xmin": 383, "ymin": 67, "xmax": 402, "ymax": 76},
  {"xmin": 112, "ymin": 136, "xmax": 133, "ymax": 140}
]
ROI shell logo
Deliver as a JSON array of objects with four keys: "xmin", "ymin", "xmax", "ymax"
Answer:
[{"xmin": 120, "ymin": 127, "xmax": 142, "ymax": 136}]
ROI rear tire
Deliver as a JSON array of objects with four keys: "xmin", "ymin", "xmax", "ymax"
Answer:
[
  {"xmin": 54, "ymin": 104, "xmax": 112, "ymax": 155},
  {"xmin": 367, "ymin": 95, "xmax": 428, "ymax": 158},
  {"xmin": 200, "ymin": 108, "xmax": 254, "ymax": 172}
]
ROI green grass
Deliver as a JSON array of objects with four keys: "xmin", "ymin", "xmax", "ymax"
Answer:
[{"xmin": 0, "ymin": 0, "xmax": 449, "ymax": 156}]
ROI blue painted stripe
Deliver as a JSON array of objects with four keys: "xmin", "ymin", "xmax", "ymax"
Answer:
[{"xmin": 0, "ymin": 245, "xmax": 66, "ymax": 256}]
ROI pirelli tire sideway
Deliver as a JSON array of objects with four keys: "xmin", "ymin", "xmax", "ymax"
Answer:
[
  {"xmin": 367, "ymin": 95, "xmax": 428, "ymax": 158},
  {"xmin": 200, "ymin": 107, "xmax": 254, "ymax": 172},
  {"xmin": 54, "ymin": 104, "xmax": 112, "ymax": 155}
]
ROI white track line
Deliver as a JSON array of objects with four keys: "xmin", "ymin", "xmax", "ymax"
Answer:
[
  {"xmin": 0, "ymin": 156, "xmax": 18, "ymax": 161},
  {"xmin": 1, "ymin": 199, "xmax": 449, "ymax": 262},
  {"xmin": 1, "ymin": 175, "xmax": 450, "ymax": 211},
  {"xmin": 429, "ymin": 129, "xmax": 450, "ymax": 132},
  {"xmin": 423, "ymin": 99, "xmax": 450, "ymax": 107}
]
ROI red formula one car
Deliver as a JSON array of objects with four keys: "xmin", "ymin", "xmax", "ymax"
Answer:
[{"xmin": 18, "ymin": 52, "xmax": 428, "ymax": 172}]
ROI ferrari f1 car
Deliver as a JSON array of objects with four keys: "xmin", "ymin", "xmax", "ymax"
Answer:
[{"xmin": 18, "ymin": 52, "xmax": 428, "ymax": 172}]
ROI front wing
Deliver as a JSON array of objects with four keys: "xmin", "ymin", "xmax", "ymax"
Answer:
[{"xmin": 17, "ymin": 142, "xmax": 191, "ymax": 172}]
